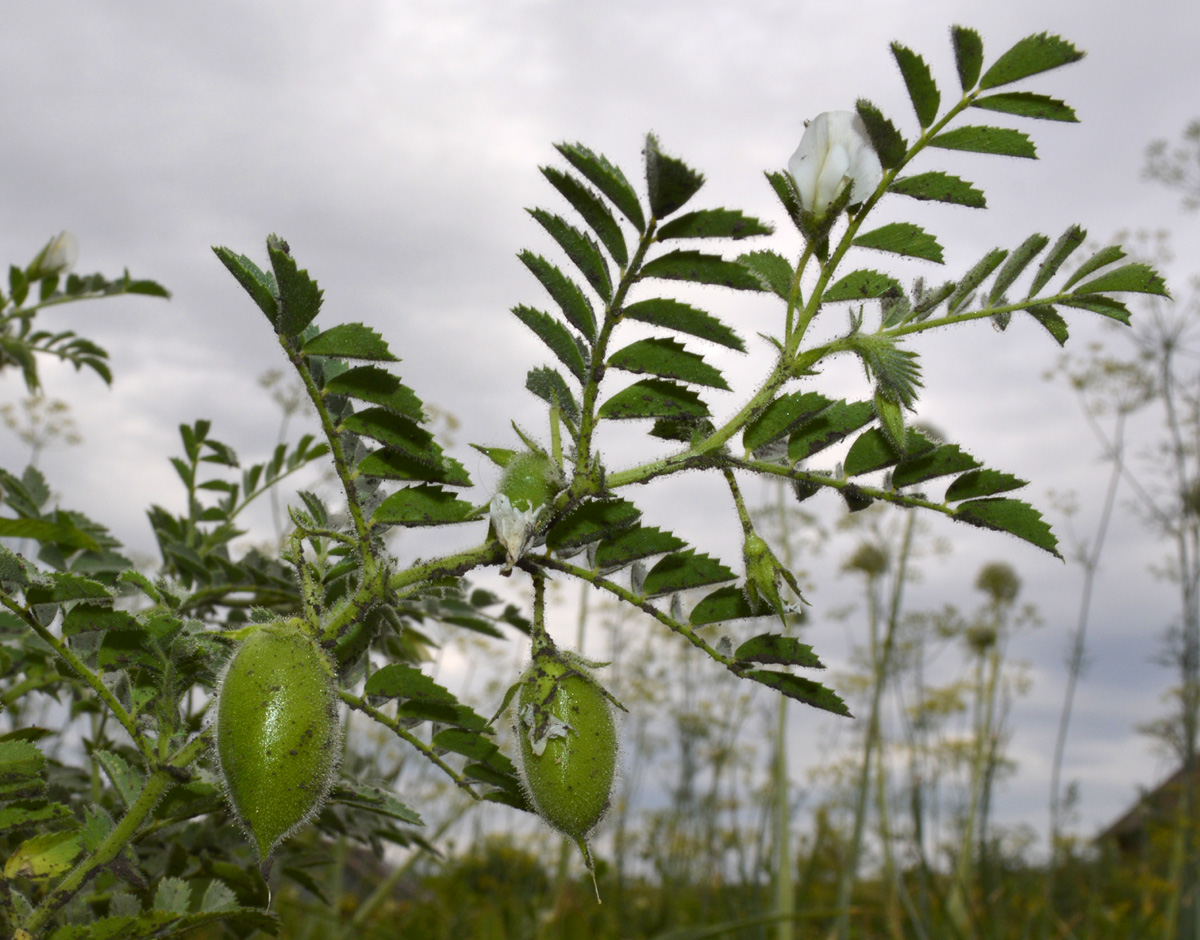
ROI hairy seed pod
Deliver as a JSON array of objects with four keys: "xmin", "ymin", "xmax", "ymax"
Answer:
[
  {"xmin": 516, "ymin": 648, "xmax": 617, "ymax": 848},
  {"xmin": 215, "ymin": 619, "xmax": 341, "ymax": 860}
]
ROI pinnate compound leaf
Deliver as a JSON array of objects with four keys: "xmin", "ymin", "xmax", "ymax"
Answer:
[
  {"xmin": 856, "ymin": 100, "xmax": 907, "ymax": 169},
  {"xmin": 598, "ymin": 378, "xmax": 709, "ymax": 421},
  {"xmin": 979, "ymin": 33, "xmax": 1084, "ymax": 90},
  {"xmin": 788, "ymin": 399, "xmax": 876, "ymax": 462},
  {"xmin": 267, "ymin": 235, "xmax": 322, "ymax": 336},
  {"xmin": 744, "ymin": 670, "xmax": 851, "ymax": 717},
  {"xmin": 853, "ymin": 223, "xmax": 944, "ymax": 264},
  {"xmin": 1028, "ymin": 226, "xmax": 1086, "ymax": 296},
  {"xmin": 743, "ymin": 391, "xmax": 833, "ymax": 453},
  {"xmin": 891, "ymin": 43, "xmax": 940, "ymax": 128},
  {"xmin": 945, "ymin": 468, "xmax": 1028, "ymax": 502},
  {"xmin": 892, "ymin": 442, "xmax": 980, "ymax": 488},
  {"xmin": 735, "ymin": 633, "xmax": 824, "ymax": 668},
  {"xmin": 1074, "ymin": 263, "xmax": 1170, "ymax": 298},
  {"xmin": 555, "ymin": 141, "xmax": 645, "ymax": 232},
  {"xmin": 302, "ymin": 323, "xmax": 396, "ymax": 361},
  {"xmin": 212, "ymin": 247, "xmax": 277, "ymax": 325},
  {"xmin": 608, "ymin": 337, "xmax": 729, "ymax": 390},
  {"xmin": 640, "ymin": 250, "xmax": 766, "ymax": 291},
  {"xmin": 951, "ymin": 25, "xmax": 984, "ymax": 91},
  {"xmin": 989, "ymin": 233, "xmax": 1050, "ymax": 303},
  {"xmin": 954, "ymin": 497, "xmax": 1059, "ymax": 557},
  {"xmin": 323, "ymin": 366, "xmax": 424, "ymax": 422},
  {"xmin": 737, "ymin": 250, "xmax": 794, "ymax": 299},
  {"xmin": 823, "ymin": 269, "xmax": 903, "ymax": 303},
  {"xmin": 642, "ymin": 550, "xmax": 736, "ymax": 597},
  {"xmin": 518, "ymin": 252, "xmax": 596, "ymax": 341},
  {"xmin": 890, "ymin": 171, "xmax": 986, "ymax": 208},
  {"xmin": 528, "ymin": 209, "xmax": 612, "ymax": 301},
  {"xmin": 644, "ymin": 133, "xmax": 705, "ymax": 219},
  {"xmin": 539, "ymin": 166, "xmax": 628, "ymax": 267},
  {"xmin": 973, "ymin": 91, "xmax": 1078, "ymax": 122},
  {"xmin": 547, "ymin": 499, "xmax": 641, "ymax": 552},
  {"xmin": 931, "ymin": 126, "xmax": 1037, "ymax": 159},
  {"xmin": 689, "ymin": 585, "xmax": 764, "ymax": 626},
  {"xmin": 594, "ymin": 525, "xmax": 686, "ymax": 572},
  {"xmin": 371, "ymin": 485, "xmax": 475, "ymax": 527},
  {"xmin": 849, "ymin": 335, "xmax": 923, "ymax": 408},
  {"xmin": 526, "ymin": 367, "xmax": 581, "ymax": 424},
  {"xmin": 622, "ymin": 298, "xmax": 745, "ymax": 351},
  {"xmin": 511, "ymin": 305, "xmax": 588, "ymax": 383},
  {"xmin": 658, "ymin": 209, "xmax": 773, "ymax": 241}
]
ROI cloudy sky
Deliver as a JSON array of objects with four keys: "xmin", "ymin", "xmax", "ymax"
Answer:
[{"xmin": 2, "ymin": 0, "xmax": 1199, "ymax": 844}]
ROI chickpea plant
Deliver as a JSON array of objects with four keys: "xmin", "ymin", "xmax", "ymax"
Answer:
[{"xmin": 0, "ymin": 27, "xmax": 1171, "ymax": 939}]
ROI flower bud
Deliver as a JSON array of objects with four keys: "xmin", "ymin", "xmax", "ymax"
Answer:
[
  {"xmin": 787, "ymin": 112, "xmax": 882, "ymax": 220},
  {"xmin": 28, "ymin": 231, "xmax": 78, "ymax": 279}
]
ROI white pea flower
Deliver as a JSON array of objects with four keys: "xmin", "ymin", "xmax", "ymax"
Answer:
[
  {"xmin": 30, "ymin": 231, "xmax": 79, "ymax": 277},
  {"xmin": 787, "ymin": 112, "xmax": 882, "ymax": 219},
  {"xmin": 490, "ymin": 492, "xmax": 544, "ymax": 573}
]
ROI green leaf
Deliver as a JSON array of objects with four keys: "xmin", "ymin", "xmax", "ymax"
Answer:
[
  {"xmin": 212, "ymin": 247, "xmax": 278, "ymax": 325},
  {"xmin": 743, "ymin": 392, "xmax": 833, "ymax": 453},
  {"xmin": 1027, "ymin": 305, "xmax": 1069, "ymax": 345},
  {"xmin": 765, "ymin": 170, "xmax": 803, "ymax": 224},
  {"xmin": 644, "ymin": 133, "xmax": 704, "ymax": 219},
  {"xmin": 1060, "ymin": 294, "xmax": 1132, "ymax": 325},
  {"xmin": 0, "ymin": 741, "xmax": 46, "ymax": 800},
  {"xmin": 972, "ymin": 91, "xmax": 1078, "ymax": 122},
  {"xmin": 555, "ymin": 141, "xmax": 645, "ymax": 232},
  {"xmin": 989, "ymin": 233, "xmax": 1050, "ymax": 303},
  {"xmin": 891, "ymin": 43, "xmax": 940, "ymax": 128},
  {"xmin": 1028, "ymin": 226, "xmax": 1086, "ymax": 296},
  {"xmin": 341, "ymin": 408, "xmax": 441, "ymax": 464},
  {"xmin": 432, "ymin": 729, "xmax": 516, "ymax": 774},
  {"xmin": 735, "ymin": 634, "xmax": 824, "ymax": 668},
  {"xmin": 737, "ymin": 250, "xmax": 794, "ymax": 299},
  {"xmin": 526, "ymin": 367, "xmax": 581, "ymax": 424},
  {"xmin": 855, "ymin": 100, "xmax": 907, "ymax": 169},
  {"xmin": 890, "ymin": 171, "xmax": 986, "ymax": 208},
  {"xmin": 954, "ymin": 497, "xmax": 1059, "ymax": 557},
  {"xmin": 853, "ymin": 223, "xmax": 944, "ymax": 264},
  {"xmin": 657, "ymin": 209, "xmax": 773, "ymax": 241},
  {"xmin": 788, "ymin": 399, "xmax": 876, "ymax": 461},
  {"xmin": 949, "ymin": 248, "xmax": 1008, "ymax": 313},
  {"xmin": 1061, "ymin": 245, "xmax": 1125, "ymax": 290},
  {"xmin": 0, "ymin": 518, "xmax": 100, "ymax": 552},
  {"xmin": 931, "ymin": 126, "xmax": 1037, "ymax": 159},
  {"xmin": 845, "ymin": 426, "xmax": 933, "ymax": 477},
  {"xmin": 593, "ymin": 526, "xmax": 686, "ymax": 572},
  {"xmin": 546, "ymin": 499, "xmax": 641, "ymax": 552},
  {"xmin": 94, "ymin": 750, "xmax": 145, "ymax": 809},
  {"xmin": 640, "ymin": 250, "xmax": 765, "ymax": 291},
  {"xmin": 302, "ymin": 323, "xmax": 397, "ymax": 361},
  {"xmin": 945, "ymin": 469, "xmax": 1028, "ymax": 502},
  {"xmin": 154, "ymin": 877, "xmax": 192, "ymax": 915},
  {"xmin": 0, "ymin": 801, "xmax": 71, "ymax": 833},
  {"xmin": 518, "ymin": 251, "xmax": 597, "ymax": 341},
  {"xmin": 979, "ymin": 33, "xmax": 1085, "ymax": 90},
  {"xmin": 621, "ymin": 298, "xmax": 745, "ymax": 351},
  {"xmin": 371, "ymin": 485, "xmax": 475, "ymax": 527},
  {"xmin": 62, "ymin": 605, "xmax": 139, "ymax": 636},
  {"xmin": 823, "ymin": 269, "xmax": 903, "ymax": 303},
  {"xmin": 266, "ymin": 235, "xmax": 323, "ymax": 336},
  {"xmin": 540, "ymin": 166, "xmax": 628, "ymax": 267},
  {"xmin": 892, "ymin": 442, "xmax": 980, "ymax": 489},
  {"xmin": 511, "ymin": 305, "xmax": 588, "ymax": 383},
  {"xmin": 744, "ymin": 670, "xmax": 851, "ymax": 717},
  {"xmin": 25, "ymin": 572, "xmax": 111, "ymax": 603},
  {"xmin": 608, "ymin": 337, "xmax": 729, "ymax": 390},
  {"xmin": 366, "ymin": 663, "xmax": 456, "ymax": 703},
  {"xmin": 330, "ymin": 781, "xmax": 423, "ymax": 826},
  {"xmin": 689, "ymin": 586, "xmax": 765, "ymax": 626},
  {"xmin": 849, "ymin": 335, "xmax": 923, "ymax": 408},
  {"xmin": 4, "ymin": 828, "xmax": 84, "ymax": 880},
  {"xmin": 598, "ymin": 378, "xmax": 709, "ymax": 421},
  {"xmin": 357, "ymin": 448, "xmax": 470, "ymax": 486},
  {"xmin": 873, "ymin": 392, "xmax": 907, "ymax": 453},
  {"xmin": 528, "ymin": 208, "xmax": 612, "ymax": 301},
  {"xmin": 951, "ymin": 26, "xmax": 984, "ymax": 91},
  {"xmin": 1074, "ymin": 263, "xmax": 1170, "ymax": 298},
  {"xmin": 642, "ymin": 550, "xmax": 736, "ymax": 597},
  {"xmin": 323, "ymin": 366, "xmax": 425, "ymax": 422}
]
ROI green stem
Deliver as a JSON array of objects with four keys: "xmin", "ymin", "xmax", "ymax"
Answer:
[{"xmin": 0, "ymin": 590, "xmax": 154, "ymax": 766}]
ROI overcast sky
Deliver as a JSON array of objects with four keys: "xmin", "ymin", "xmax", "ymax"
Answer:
[{"xmin": 2, "ymin": 1, "xmax": 1200, "ymax": 846}]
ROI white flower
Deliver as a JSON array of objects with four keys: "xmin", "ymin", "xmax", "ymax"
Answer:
[
  {"xmin": 30, "ymin": 231, "xmax": 79, "ymax": 277},
  {"xmin": 787, "ymin": 112, "xmax": 882, "ymax": 219},
  {"xmin": 490, "ymin": 493, "xmax": 544, "ymax": 573}
]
